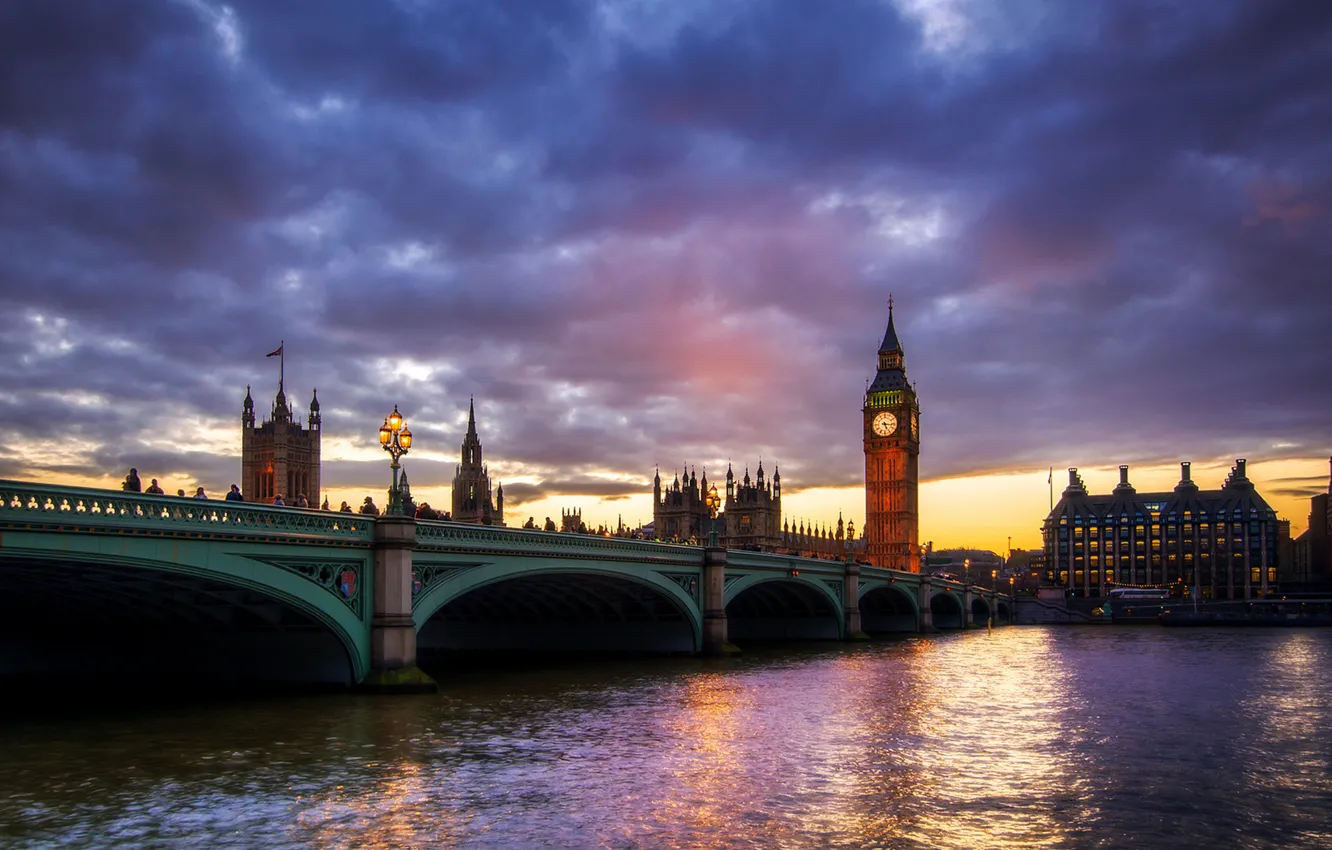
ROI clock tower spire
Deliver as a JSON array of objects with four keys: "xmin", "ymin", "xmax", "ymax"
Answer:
[{"xmin": 863, "ymin": 295, "xmax": 920, "ymax": 572}]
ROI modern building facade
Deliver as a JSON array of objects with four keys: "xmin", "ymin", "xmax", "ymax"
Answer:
[
  {"xmin": 451, "ymin": 399, "xmax": 504, "ymax": 526},
  {"xmin": 863, "ymin": 299, "xmax": 921, "ymax": 572},
  {"xmin": 1043, "ymin": 460, "xmax": 1281, "ymax": 599},
  {"xmin": 241, "ymin": 382, "xmax": 321, "ymax": 505}
]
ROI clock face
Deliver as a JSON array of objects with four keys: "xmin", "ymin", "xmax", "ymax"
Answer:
[
  {"xmin": 872, "ymin": 411, "xmax": 898, "ymax": 437},
  {"xmin": 911, "ymin": 411, "xmax": 919, "ymax": 437}
]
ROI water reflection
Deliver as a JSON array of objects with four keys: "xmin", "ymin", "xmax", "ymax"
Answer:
[{"xmin": 3, "ymin": 630, "xmax": 1332, "ymax": 848}]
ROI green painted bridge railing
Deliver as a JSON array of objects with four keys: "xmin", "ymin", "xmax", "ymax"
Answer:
[{"xmin": 0, "ymin": 480, "xmax": 375, "ymax": 544}]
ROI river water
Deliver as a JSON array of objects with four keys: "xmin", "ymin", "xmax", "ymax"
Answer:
[{"xmin": 2, "ymin": 626, "xmax": 1331, "ymax": 849}]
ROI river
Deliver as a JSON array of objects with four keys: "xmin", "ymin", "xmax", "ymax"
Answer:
[{"xmin": 2, "ymin": 626, "xmax": 1330, "ymax": 848}]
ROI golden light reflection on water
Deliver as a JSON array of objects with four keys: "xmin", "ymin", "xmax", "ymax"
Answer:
[
  {"xmin": 5, "ymin": 631, "xmax": 1332, "ymax": 848},
  {"xmin": 899, "ymin": 629, "xmax": 1091, "ymax": 849}
]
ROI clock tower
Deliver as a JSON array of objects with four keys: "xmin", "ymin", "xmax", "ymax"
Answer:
[{"xmin": 863, "ymin": 297, "xmax": 920, "ymax": 572}]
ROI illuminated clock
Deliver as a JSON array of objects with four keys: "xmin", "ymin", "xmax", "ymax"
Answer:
[
  {"xmin": 872, "ymin": 411, "xmax": 898, "ymax": 437},
  {"xmin": 911, "ymin": 411, "xmax": 918, "ymax": 437}
]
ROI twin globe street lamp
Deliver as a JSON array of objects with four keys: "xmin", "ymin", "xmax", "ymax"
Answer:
[
  {"xmin": 705, "ymin": 483, "xmax": 721, "ymax": 547},
  {"xmin": 378, "ymin": 404, "xmax": 413, "ymax": 515}
]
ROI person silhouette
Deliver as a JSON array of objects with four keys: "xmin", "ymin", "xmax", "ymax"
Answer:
[{"xmin": 123, "ymin": 468, "xmax": 142, "ymax": 492}]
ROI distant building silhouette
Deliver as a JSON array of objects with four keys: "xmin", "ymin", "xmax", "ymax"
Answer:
[
  {"xmin": 242, "ymin": 382, "xmax": 320, "ymax": 505},
  {"xmin": 1043, "ymin": 460, "xmax": 1282, "ymax": 599},
  {"xmin": 1290, "ymin": 456, "xmax": 1332, "ymax": 589},
  {"xmin": 451, "ymin": 398, "xmax": 504, "ymax": 526},
  {"xmin": 561, "ymin": 507, "xmax": 583, "ymax": 533}
]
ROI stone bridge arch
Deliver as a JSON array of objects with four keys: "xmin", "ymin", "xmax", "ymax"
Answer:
[
  {"xmin": 411, "ymin": 558, "xmax": 703, "ymax": 655},
  {"xmin": 929, "ymin": 589, "xmax": 966, "ymax": 630},
  {"xmin": 0, "ymin": 544, "xmax": 371, "ymax": 684},
  {"xmin": 971, "ymin": 594, "xmax": 993, "ymax": 626},
  {"xmin": 723, "ymin": 574, "xmax": 844, "ymax": 641},
  {"xmin": 858, "ymin": 581, "xmax": 920, "ymax": 632}
]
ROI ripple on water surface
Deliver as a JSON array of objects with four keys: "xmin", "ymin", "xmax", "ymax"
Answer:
[{"xmin": 2, "ymin": 627, "xmax": 1331, "ymax": 848}]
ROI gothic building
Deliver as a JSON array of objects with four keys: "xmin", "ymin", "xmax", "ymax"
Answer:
[
  {"xmin": 451, "ymin": 399, "xmax": 504, "ymax": 526},
  {"xmin": 651, "ymin": 462, "xmax": 785, "ymax": 550},
  {"xmin": 722, "ymin": 462, "xmax": 781, "ymax": 550},
  {"xmin": 863, "ymin": 298, "xmax": 921, "ymax": 572},
  {"xmin": 652, "ymin": 467, "xmax": 710, "ymax": 542},
  {"xmin": 1043, "ymin": 461, "xmax": 1281, "ymax": 599},
  {"xmin": 780, "ymin": 514, "xmax": 853, "ymax": 560},
  {"xmin": 241, "ymin": 382, "xmax": 321, "ymax": 505}
]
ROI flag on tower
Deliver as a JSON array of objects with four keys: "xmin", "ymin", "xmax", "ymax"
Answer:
[
  {"xmin": 266, "ymin": 344, "xmax": 283, "ymax": 358},
  {"xmin": 1048, "ymin": 467, "xmax": 1053, "ymax": 484}
]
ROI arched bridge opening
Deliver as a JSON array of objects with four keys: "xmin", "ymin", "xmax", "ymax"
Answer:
[
  {"xmin": 930, "ymin": 591, "xmax": 965, "ymax": 630},
  {"xmin": 726, "ymin": 579, "xmax": 842, "ymax": 642},
  {"xmin": 859, "ymin": 584, "xmax": 919, "ymax": 633},
  {"xmin": 416, "ymin": 571, "xmax": 697, "ymax": 659},
  {"xmin": 0, "ymin": 555, "xmax": 356, "ymax": 687},
  {"xmin": 995, "ymin": 599, "xmax": 1013, "ymax": 624},
  {"xmin": 971, "ymin": 596, "xmax": 993, "ymax": 627}
]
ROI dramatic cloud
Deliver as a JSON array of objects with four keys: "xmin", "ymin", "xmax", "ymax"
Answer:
[{"xmin": 1, "ymin": 0, "xmax": 1328, "ymax": 532}]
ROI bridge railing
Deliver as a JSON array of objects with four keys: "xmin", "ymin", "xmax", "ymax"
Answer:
[
  {"xmin": 723, "ymin": 549, "xmax": 852, "ymax": 573},
  {"xmin": 0, "ymin": 480, "xmax": 375, "ymax": 542},
  {"xmin": 413, "ymin": 520, "xmax": 704, "ymax": 565}
]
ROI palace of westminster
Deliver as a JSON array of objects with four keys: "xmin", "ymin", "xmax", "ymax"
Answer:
[
  {"xmin": 237, "ymin": 304, "xmax": 1332, "ymax": 588},
  {"xmin": 239, "ymin": 303, "xmax": 924, "ymax": 570}
]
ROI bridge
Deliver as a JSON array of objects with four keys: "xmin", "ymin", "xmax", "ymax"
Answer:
[{"xmin": 0, "ymin": 481, "xmax": 1013, "ymax": 690}]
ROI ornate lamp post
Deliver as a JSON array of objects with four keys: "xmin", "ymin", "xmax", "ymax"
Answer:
[
  {"xmin": 378, "ymin": 404, "xmax": 413, "ymax": 515},
  {"xmin": 705, "ymin": 483, "xmax": 721, "ymax": 547}
]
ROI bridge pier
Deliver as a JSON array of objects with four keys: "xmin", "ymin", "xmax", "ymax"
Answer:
[
  {"xmin": 700, "ymin": 546, "xmax": 739, "ymax": 655},
  {"xmin": 918, "ymin": 577, "xmax": 935, "ymax": 633},
  {"xmin": 843, "ymin": 562, "xmax": 869, "ymax": 640},
  {"xmin": 362, "ymin": 516, "xmax": 437, "ymax": 693}
]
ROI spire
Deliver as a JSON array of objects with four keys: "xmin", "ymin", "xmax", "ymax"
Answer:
[
  {"xmin": 243, "ymin": 385, "xmax": 253, "ymax": 410},
  {"xmin": 310, "ymin": 388, "xmax": 320, "ymax": 412},
  {"xmin": 879, "ymin": 293, "xmax": 902, "ymax": 354},
  {"xmin": 467, "ymin": 396, "xmax": 477, "ymax": 438}
]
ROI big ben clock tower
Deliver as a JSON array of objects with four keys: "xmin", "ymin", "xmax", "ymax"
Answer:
[{"xmin": 863, "ymin": 296, "xmax": 920, "ymax": 572}]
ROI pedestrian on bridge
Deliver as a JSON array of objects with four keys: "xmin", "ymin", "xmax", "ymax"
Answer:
[
  {"xmin": 193, "ymin": 487, "xmax": 208, "ymax": 500},
  {"xmin": 144, "ymin": 479, "xmax": 164, "ymax": 495},
  {"xmin": 359, "ymin": 496, "xmax": 380, "ymax": 516},
  {"xmin": 122, "ymin": 468, "xmax": 141, "ymax": 492},
  {"xmin": 225, "ymin": 484, "xmax": 243, "ymax": 502}
]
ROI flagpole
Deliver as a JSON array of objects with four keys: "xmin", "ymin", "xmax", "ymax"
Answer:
[
  {"xmin": 280, "ymin": 339, "xmax": 284, "ymax": 390},
  {"xmin": 1048, "ymin": 467, "xmax": 1053, "ymax": 512}
]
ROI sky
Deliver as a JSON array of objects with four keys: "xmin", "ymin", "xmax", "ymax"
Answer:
[{"xmin": 1, "ymin": 0, "xmax": 1329, "ymax": 553}]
